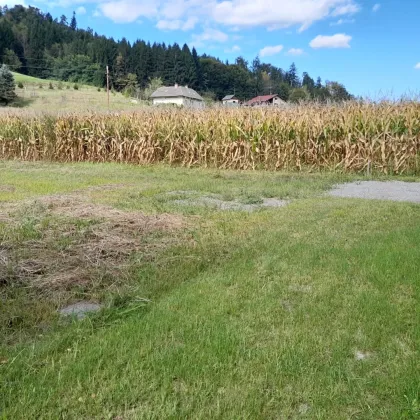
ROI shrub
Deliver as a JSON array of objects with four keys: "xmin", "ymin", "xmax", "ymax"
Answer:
[
  {"xmin": 73, "ymin": 84, "xmax": 79, "ymax": 90},
  {"xmin": 48, "ymin": 82, "xmax": 54, "ymax": 90},
  {"xmin": 57, "ymin": 81, "xmax": 64, "ymax": 90},
  {"xmin": 17, "ymin": 82, "xmax": 24, "ymax": 89}
]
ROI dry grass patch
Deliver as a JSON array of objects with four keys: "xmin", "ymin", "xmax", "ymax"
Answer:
[{"xmin": 0, "ymin": 195, "xmax": 184, "ymax": 293}]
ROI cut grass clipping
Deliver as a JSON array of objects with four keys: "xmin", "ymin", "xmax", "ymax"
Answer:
[{"xmin": 0, "ymin": 161, "xmax": 419, "ymax": 419}]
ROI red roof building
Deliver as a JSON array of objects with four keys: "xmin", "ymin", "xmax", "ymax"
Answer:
[{"xmin": 244, "ymin": 94, "xmax": 286, "ymax": 107}]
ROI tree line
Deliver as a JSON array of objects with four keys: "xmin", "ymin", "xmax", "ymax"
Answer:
[{"xmin": 0, "ymin": 5, "xmax": 353, "ymax": 102}]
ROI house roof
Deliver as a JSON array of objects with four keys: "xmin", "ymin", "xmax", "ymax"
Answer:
[
  {"xmin": 151, "ymin": 85, "xmax": 203, "ymax": 101},
  {"xmin": 222, "ymin": 94, "xmax": 237, "ymax": 101},
  {"xmin": 244, "ymin": 94, "xmax": 284, "ymax": 106}
]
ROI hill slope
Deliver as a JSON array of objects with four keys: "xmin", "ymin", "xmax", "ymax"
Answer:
[
  {"xmin": 0, "ymin": 5, "xmax": 352, "ymax": 102},
  {"xmin": 7, "ymin": 72, "xmax": 143, "ymax": 113}
]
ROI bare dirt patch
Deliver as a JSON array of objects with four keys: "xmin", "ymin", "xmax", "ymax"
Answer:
[
  {"xmin": 168, "ymin": 191, "xmax": 288, "ymax": 212},
  {"xmin": 0, "ymin": 194, "xmax": 184, "ymax": 293},
  {"xmin": 59, "ymin": 302, "xmax": 102, "ymax": 319},
  {"xmin": 0, "ymin": 185, "xmax": 16, "ymax": 193},
  {"xmin": 329, "ymin": 181, "xmax": 420, "ymax": 203},
  {"xmin": 354, "ymin": 350, "xmax": 373, "ymax": 361}
]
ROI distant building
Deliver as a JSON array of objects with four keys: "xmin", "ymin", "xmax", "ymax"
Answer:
[
  {"xmin": 222, "ymin": 94, "xmax": 240, "ymax": 106},
  {"xmin": 244, "ymin": 94, "xmax": 286, "ymax": 107},
  {"xmin": 151, "ymin": 84, "xmax": 204, "ymax": 108}
]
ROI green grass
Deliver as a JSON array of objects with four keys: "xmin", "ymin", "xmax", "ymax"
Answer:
[
  {"xmin": 12, "ymin": 72, "xmax": 46, "ymax": 84},
  {"xmin": 3, "ymin": 72, "xmax": 145, "ymax": 113},
  {"xmin": 0, "ymin": 161, "xmax": 419, "ymax": 419}
]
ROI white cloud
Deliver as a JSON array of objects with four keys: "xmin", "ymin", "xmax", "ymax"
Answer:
[
  {"xmin": 93, "ymin": 9, "xmax": 101, "ymax": 17},
  {"xmin": 156, "ymin": 16, "xmax": 197, "ymax": 31},
  {"xmin": 84, "ymin": 0, "xmax": 362, "ymax": 32},
  {"xmin": 156, "ymin": 20, "xmax": 182, "ymax": 30},
  {"xmin": 30, "ymin": 0, "xmax": 361, "ymax": 36},
  {"xmin": 213, "ymin": 0, "xmax": 360, "ymax": 32},
  {"xmin": 191, "ymin": 28, "xmax": 229, "ymax": 48},
  {"xmin": 330, "ymin": 18, "xmax": 355, "ymax": 26},
  {"xmin": 0, "ymin": 0, "xmax": 25, "ymax": 5},
  {"xmin": 99, "ymin": 0, "xmax": 159, "ymax": 23},
  {"xmin": 415, "ymin": 63, "xmax": 420, "ymax": 70},
  {"xmin": 287, "ymin": 48, "xmax": 304, "ymax": 56},
  {"xmin": 76, "ymin": 6, "xmax": 86, "ymax": 14},
  {"xmin": 259, "ymin": 45, "xmax": 284, "ymax": 57},
  {"xmin": 372, "ymin": 3, "xmax": 380, "ymax": 12},
  {"xmin": 331, "ymin": 3, "xmax": 360, "ymax": 16},
  {"xmin": 225, "ymin": 45, "xmax": 241, "ymax": 53},
  {"xmin": 182, "ymin": 16, "xmax": 198, "ymax": 30},
  {"xmin": 310, "ymin": 33, "xmax": 352, "ymax": 49}
]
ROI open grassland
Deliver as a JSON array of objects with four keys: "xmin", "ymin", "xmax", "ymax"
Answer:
[
  {"xmin": 1, "ymin": 102, "xmax": 420, "ymax": 173},
  {"xmin": 1, "ymin": 161, "xmax": 419, "ymax": 419},
  {"xmin": 3, "ymin": 72, "xmax": 142, "ymax": 113}
]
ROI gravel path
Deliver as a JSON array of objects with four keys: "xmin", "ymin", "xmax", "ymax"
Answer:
[
  {"xmin": 329, "ymin": 181, "xmax": 420, "ymax": 203},
  {"xmin": 174, "ymin": 197, "xmax": 288, "ymax": 212}
]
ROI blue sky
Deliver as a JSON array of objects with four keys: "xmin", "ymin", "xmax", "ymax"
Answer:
[{"xmin": 2, "ymin": 0, "xmax": 420, "ymax": 97}]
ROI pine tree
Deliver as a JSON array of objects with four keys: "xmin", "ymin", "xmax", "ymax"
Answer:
[
  {"xmin": 192, "ymin": 47, "xmax": 202, "ymax": 90},
  {"xmin": 0, "ymin": 64, "xmax": 17, "ymax": 105},
  {"xmin": 251, "ymin": 56, "xmax": 263, "ymax": 95},
  {"xmin": 235, "ymin": 56, "xmax": 248, "ymax": 71},
  {"xmin": 151, "ymin": 43, "xmax": 165, "ymax": 78},
  {"xmin": 302, "ymin": 72, "xmax": 315, "ymax": 90},
  {"xmin": 171, "ymin": 43, "xmax": 184, "ymax": 85},
  {"xmin": 285, "ymin": 63, "xmax": 300, "ymax": 88},
  {"xmin": 114, "ymin": 53, "xmax": 127, "ymax": 91},
  {"xmin": 302, "ymin": 72, "xmax": 315, "ymax": 98},
  {"xmin": 70, "ymin": 12, "xmax": 77, "ymax": 30},
  {"xmin": 181, "ymin": 44, "xmax": 196, "ymax": 87},
  {"xmin": 163, "ymin": 45, "xmax": 175, "ymax": 85}
]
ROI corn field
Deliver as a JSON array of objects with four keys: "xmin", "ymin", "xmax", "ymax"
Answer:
[{"xmin": 1, "ymin": 102, "xmax": 420, "ymax": 173}]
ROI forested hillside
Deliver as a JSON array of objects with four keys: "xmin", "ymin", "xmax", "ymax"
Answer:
[{"xmin": 0, "ymin": 5, "xmax": 353, "ymax": 101}]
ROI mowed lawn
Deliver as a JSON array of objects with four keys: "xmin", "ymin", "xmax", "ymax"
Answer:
[{"xmin": 0, "ymin": 162, "xmax": 419, "ymax": 419}]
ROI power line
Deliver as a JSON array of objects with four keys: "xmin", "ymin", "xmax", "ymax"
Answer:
[
  {"xmin": 0, "ymin": 54, "xmax": 115, "ymax": 71},
  {"xmin": 4, "ymin": 63, "xmax": 107, "ymax": 72}
]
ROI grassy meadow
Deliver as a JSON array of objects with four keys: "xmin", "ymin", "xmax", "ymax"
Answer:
[
  {"xmin": 2, "ymin": 72, "xmax": 143, "ymax": 113},
  {"xmin": 1, "ymin": 161, "xmax": 419, "ymax": 419}
]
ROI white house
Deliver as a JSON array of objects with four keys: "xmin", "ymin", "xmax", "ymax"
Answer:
[
  {"xmin": 222, "ymin": 94, "xmax": 240, "ymax": 106},
  {"xmin": 151, "ymin": 84, "xmax": 204, "ymax": 108}
]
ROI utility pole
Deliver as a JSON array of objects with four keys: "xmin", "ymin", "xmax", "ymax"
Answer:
[{"xmin": 106, "ymin": 65, "xmax": 110, "ymax": 110}]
